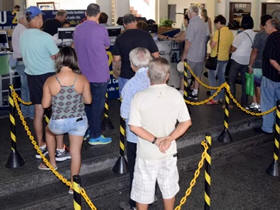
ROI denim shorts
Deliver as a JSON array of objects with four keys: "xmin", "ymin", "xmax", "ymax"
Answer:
[{"xmin": 49, "ymin": 116, "xmax": 88, "ymax": 136}]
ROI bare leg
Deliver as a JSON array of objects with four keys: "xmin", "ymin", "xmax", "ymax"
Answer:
[
  {"xmin": 194, "ymin": 80, "xmax": 199, "ymax": 91},
  {"xmin": 136, "ymin": 203, "xmax": 148, "ymax": 210},
  {"xmin": 180, "ymin": 78, "xmax": 184, "ymax": 91},
  {"xmin": 69, "ymin": 135, "xmax": 83, "ymax": 182},
  {"xmin": 255, "ymin": 87, "xmax": 261, "ymax": 104},
  {"xmin": 163, "ymin": 197, "xmax": 175, "ymax": 210},
  {"xmin": 56, "ymin": 135, "xmax": 64, "ymax": 149},
  {"xmin": 34, "ymin": 104, "xmax": 44, "ymax": 147},
  {"xmin": 45, "ymin": 127, "xmax": 56, "ymax": 167}
]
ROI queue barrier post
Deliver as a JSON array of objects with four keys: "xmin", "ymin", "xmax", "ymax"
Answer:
[
  {"xmin": 183, "ymin": 62, "xmax": 189, "ymax": 101},
  {"xmin": 218, "ymin": 89, "xmax": 232, "ymax": 143},
  {"xmin": 102, "ymin": 92, "xmax": 114, "ymax": 130},
  {"xmin": 113, "ymin": 116, "xmax": 128, "ymax": 174},
  {"xmin": 266, "ymin": 100, "xmax": 280, "ymax": 176},
  {"xmin": 6, "ymin": 87, "xmax": 25, "ymax": 168},
  {"xmin": 73, "ymin": 175, "xmax": 82, "ymax": 210},
  {"xmin": 204, "ymin": 134, "xmax": 212, "ymax": 210}
]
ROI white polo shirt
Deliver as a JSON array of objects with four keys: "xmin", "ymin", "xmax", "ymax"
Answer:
[
  {"xmin": 231, "ymin": 29, "xmax": 256, "ymax": 65},
  {"xmin": 12, "ymin": 23, "xmax": 26, "ymax": 59},
  {"xmin": 129, "ymin": 84, "xmax": 190, "ymax": 160}
]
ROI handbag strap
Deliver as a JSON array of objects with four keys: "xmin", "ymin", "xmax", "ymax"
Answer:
[
  {"xmin": 216, "ymin": 30, "xmax": 220, "ymax": 56},
  {"xmin": 243, "ymin": 31, "xmax": 253, "ymax": 44}
]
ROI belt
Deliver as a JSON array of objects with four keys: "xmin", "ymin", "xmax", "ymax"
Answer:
[{"xmin": 17, "ymin": 58, "xmax": 23, "ymax": 61}]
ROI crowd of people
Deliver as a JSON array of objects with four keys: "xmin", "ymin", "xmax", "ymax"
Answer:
[{"xmin": 8, "ymin": 2, "xmax": 280, "ymax": 210}]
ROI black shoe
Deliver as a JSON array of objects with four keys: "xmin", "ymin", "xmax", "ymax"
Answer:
[{"xmin": 254, "ymin": 127, "xmax": 272, "ymax": 135}]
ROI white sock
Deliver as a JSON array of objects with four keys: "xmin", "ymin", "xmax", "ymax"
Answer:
[
  {"xmin": 56, "ymin": 148, "xmax": 65, "ymax": 152},
  {"xmin": 192, "ymin": 89, "xmax": 198, "ymax": 95},
  {"xmin": 40, "ymin": 144, "xmax": 46, "ymax": 149}
]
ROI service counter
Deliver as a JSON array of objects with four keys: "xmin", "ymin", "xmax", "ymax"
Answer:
[{"xmin": 0, "ymin": 52, "xmax": 20, "ymax": 107}]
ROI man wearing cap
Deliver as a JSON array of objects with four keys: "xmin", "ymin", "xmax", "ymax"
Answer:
[
  {"xmin": 12, "ymin": 11, "xmax": 34, "ymax": 119},
  {"xmin": 73, "ymin": 3, "xmax": 112, "ymax": 145},
  {"xmin": 112, "ymin": 14, "xmax": 159, "ymax": 92},
  {"xmin": 20, "ymin": 6, "xmax": 70, "ymax": 163}
]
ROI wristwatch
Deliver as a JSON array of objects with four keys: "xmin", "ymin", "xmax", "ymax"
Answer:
[{"xmin": 152, "ymin": 137, "xmax": 157, "ymax": 144}]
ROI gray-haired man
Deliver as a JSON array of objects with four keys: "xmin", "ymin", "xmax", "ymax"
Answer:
[
  {"xmin": 181, "ymin": 5, "xmax": 207, "ymax": 100},
  {"xmin": 129, "ymin": 58, "xmax": 192, "ymax": 210},
  {"xmin": 120, "ymin": 47, "xmax": 152, "ymax": 209}
]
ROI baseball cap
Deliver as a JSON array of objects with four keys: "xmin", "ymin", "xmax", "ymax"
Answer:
[{"xmin": 25, "ymin": 6, "xmax": 44, "ymax": 20}]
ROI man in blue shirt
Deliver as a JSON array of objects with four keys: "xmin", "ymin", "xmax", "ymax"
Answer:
[{"xmin": 120, "ymin": 47, "xmax": 151, "ymax": 209}]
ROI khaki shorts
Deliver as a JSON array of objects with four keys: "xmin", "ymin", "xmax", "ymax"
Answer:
[
  {"xmin": 188, "ymin": 60, "xmax": 204, "ymax": 78},
  {"xmin": 130, "ymin": 155, "xmax": 179, "ymax": 204}
]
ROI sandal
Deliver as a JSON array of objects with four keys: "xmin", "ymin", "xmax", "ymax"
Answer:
[
  {"xmin": 38, "ymin": 163, "xmax": 57, "ymax": 171},
  {"xmin": 207, "ymin": 99, "xmax": 218, "ymax": 105}
]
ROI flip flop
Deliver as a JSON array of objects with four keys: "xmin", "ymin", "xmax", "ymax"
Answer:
[{"xmin": 38, "ymin": 163, "xmax": 58, "ymax": 171}]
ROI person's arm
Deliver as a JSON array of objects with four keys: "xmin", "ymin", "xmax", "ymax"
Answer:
[
  {"xmin": 159, "ymin": 120, "xmax": 192, "ymax": 153},
  {"xmin": 42, "ymin": 79, "xmax": 52, "ymax": 109},
  {"xmin": 82, "ymin": 76, "xmax": 92, "ymax": 104},
  {"xmin": 113, "ymin": 55, "xmax": 121, "ymax": 78},
  {"xmin": 270, "ymin": 59, "xmax": 280, "ymax": 73},
  {"xmin": 248, "ymin": 48, "xmax": 258, "ymax": 73},
  {"xmin": 210, "ymin": 31, "xmax": 218, "ymax": 49},
  {"xmin": 208, "ymin": 18, "xmax": 212, "ymax": 35},
  {"xmin": 173, "ymin": 31, "xmax": 186, "ymax": 43},
  {"xmin": 181, "ymin": 40, "xmax": 191, "ymax": 61},
  {"xmin": 152, "ymin": 52, "xmax": 159, "ymax": 58}
]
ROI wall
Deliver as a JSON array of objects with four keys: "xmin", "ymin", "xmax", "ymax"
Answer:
[
  {"xmin": 97, "ymin": 0, "xmax": 112, "ymax": 25},
  {"xmin": 1, "ymin": 0, "xmax": 13, "ymax": 10},
  {"xmin": 116, "ymin": 0, "xmax": 130, "ymax": 18}
]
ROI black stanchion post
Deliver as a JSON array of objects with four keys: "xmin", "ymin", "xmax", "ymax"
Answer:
[
  {"xmin": 218, "ymin": 90, "xmax": 232, "ymax": 143},
  {"xmin": 112, "ymin": 116, "xmax": 128, "ymax": 174},
  {"xmin": 102, "ymin": 92, "xmax": 114, "ymax": 130},
  {"xmin": 6, "ymin": 87, "xmax": 25, "ymax": 168},
  {"xmin": 73, "ymin": 175, "xmax": 82, "ymax": 210},
  {"xmin": 204, "ymin": 134, "xmax": 212, "ymax": 210},
  {"xmin": 266, "ymin": 100, "xmax": 280, "ymax": 176},
  {"xmin": 183, "ymin": 62, "xmax": 189, "ymax": 102}
]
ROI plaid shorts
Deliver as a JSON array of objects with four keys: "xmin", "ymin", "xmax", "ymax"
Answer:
[{"xmin": 130, "ymin": 155, "xmax": 179, "ymax": 204}]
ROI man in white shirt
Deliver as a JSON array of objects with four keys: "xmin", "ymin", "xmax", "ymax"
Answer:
[
  {"xmin": 129, "ymin": 57, "xmax": 192, "ymax": 210},
  {"xmin": 229, "ymin": 15, "xmax": 256, "ymax": 107},
  {"xmin": 12, "ymin": 11, "xmax": 34, "ymax": 119}
]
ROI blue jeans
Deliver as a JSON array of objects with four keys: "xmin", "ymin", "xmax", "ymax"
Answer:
[
  {"xmin": 49, "ymin": 116, "xmax": 88, "ymax": 136},
  {"xmin": 228, "ymin": 59, "xmax": 248, "ymax": 106},
  {"xmin": 261, "ymin": 77, "xmax": 280, "ymax": 133},
  {"xmin": 118, "ymin": 77, "xmax": 129, "ymax": 95},
  {"xmin": 208, "ymin": 60, "xmax": 228, "ymax": 101},
  {"xmin": 85, "ymin": 82, "xmax": 108, "ymax": 138},
  {"xmin": 15, "ymin": 61, "xmax": 34, "ymax": 118}
]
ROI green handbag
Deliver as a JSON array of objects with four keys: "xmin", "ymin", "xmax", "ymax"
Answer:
[{"xmin": 245, "ymin": 72, "xmax": 254, "ymax": 96}]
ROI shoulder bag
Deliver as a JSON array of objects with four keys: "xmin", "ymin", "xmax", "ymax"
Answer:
[{"xmin": 205, "ymin": 30, "xmax": 220, "ymax": 71}]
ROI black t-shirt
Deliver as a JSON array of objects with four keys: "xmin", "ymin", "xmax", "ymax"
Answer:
[
  {"xmin": 112, "ymin": 29, "xmax": 158, "ymax": 79},
  {"xmin": 43, "ymin": 19, "xmax": 62, "ymax": 36},
  {"xmin": 263, "ymin": 31, "xmax": 280, "ymax": 82}
]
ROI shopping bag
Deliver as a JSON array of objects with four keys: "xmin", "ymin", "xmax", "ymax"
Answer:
[{"xmin": 245, "ymin": 72, "xmax": 254, "ymax": 96}]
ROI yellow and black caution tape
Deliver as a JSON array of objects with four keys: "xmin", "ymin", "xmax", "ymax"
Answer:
[
  {"xmin": 10, "ymin": 88, "xmax": 97, "ymax": 210},
  {"xmin": 184, "ymin": 62, "xmax": 219, "ymax": 90},
  {"xmin": 224, "ymin": 84, "xmax": 276, "ymax": 116},
  {"xmin": 183, "ymin": 63, "xmax": 277, "ymax": 116},
  {"xmin": 10, "ymin": 86, "xmax": 32, "ymax": 106},
  {"xmin": 175, "ymin": 140, "xmax": 209, "ymax": 210},
  {"xmin": 185, "ymin": 83, "xmax": 226, "ymax": 106}
]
